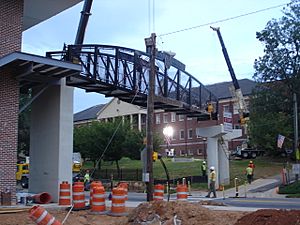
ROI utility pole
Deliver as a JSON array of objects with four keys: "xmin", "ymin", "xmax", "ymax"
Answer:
[
  {"xmin": 294, "ymin": 93, "xmax": 298, "ymax": 156},
  {"xmin": 293, "ymin": 93, "xmax": 299, "ymax": 181},
  {"xmin": 144, "ymin": 33, "xmax": 156, "ymax": 201}
]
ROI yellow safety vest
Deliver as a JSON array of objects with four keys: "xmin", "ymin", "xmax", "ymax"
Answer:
[
  {"xmin": 84, "ymin": 173, "xmax": 90, "ymax": 182},
  {"xmin": 246, "ymin": 167, "xmax": 253, "ymax": 175},
  {"xmin": 209, "ymin": 171, "xmax": 216, "ymax": 181}
]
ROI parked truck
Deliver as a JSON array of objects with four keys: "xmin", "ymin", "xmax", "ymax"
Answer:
[
  {"xmin": 17, "ymin": 153, "xmax": 82, "ymax": 188},
  {"xmin": 231, "ymin": 141, "xmax": 265, "ymax": 159}
]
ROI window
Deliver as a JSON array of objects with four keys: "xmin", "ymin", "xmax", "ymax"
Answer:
[
  {"xmin": 180, "ymin": 130, "xmax": 185, "ymax": 140},
  {"xmin": 171, "ymin": 133, "xmax": 176, "ymax": 140},
  {"xmin": 155, "ymin": 114, "xmax": 161, "ymax": 124},
  {"xmin": 188, "ymin": 150, "xmax": 194, "ymax": 156},
  {"xmin": 233, "ymin": 103, "xmax": 239, "ymax": 115},
  {"xmin": 179, "ymin": 150, "xmax": 185, "ymax": 156},
  {"xmin": 223, "ymin": 105, "xmax": 230, "ymax": 113},
  {"xmin": 171, "ymin": 112, "xmax": 176, "ymax": 122},
  {"xmin": 163, "ymin": 113, "xmax": 168, "ymax": 123},
  {"xmin": 179, "ymin": 115, "xmax": 185, "ymax": 121},
  {"xmin": 188, "ymin": 129, "xmax": 193, "ymax": 139},
  {"xmin": 187, "ymin": 117, "xmax": 192, "ymax": 121},
  {"xmin": 234, "ymin": 124, "xmax": 241, "ymax": 129}
]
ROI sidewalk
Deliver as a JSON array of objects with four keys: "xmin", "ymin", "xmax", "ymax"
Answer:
[{"xmin": 190, "ymin": 176, "xmax": 286, "ymax": 199}]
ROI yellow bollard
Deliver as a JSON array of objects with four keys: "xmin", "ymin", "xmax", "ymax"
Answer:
[
  {"xmin": 220, "ymin": 184, "xmax": 225, "ymax": 200},
  {"xmin": 234, "ymin": 178, "xmax": 239, "ymax": 198},
  {"xmin": 188, "ymin": 180, "xmax": 191, "ymax": 196},
  {"xmin": 244, "ymin": 181, "xmax": 247, "ymax": 198}
]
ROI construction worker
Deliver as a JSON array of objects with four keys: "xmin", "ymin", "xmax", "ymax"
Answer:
[
  {"xmin": 84, "ymin": 169, "xmax": 91, "ymax": 190},
  {"xmin": 206, "ymin": 166, "xmax": 217, "ymax": 198},
  {"xmin": 248, "ymin": 160, "xmax": 255, "ymax": 181},
  {"xmin": 201, "ymin": 161, "xmax": 207, "ymax": 177},
  {"xmin": 245, "ymin": 165, "xmax": 253, "ymax": 184}
]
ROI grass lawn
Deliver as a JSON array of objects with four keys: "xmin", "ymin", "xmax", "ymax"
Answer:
[
  {"xmin": 279, "ymin": 181, "xmax": 300, "ymax": 197},
  {"xmin": 84, "ymin": 156, "xmax": 287, "ymax": 190}
]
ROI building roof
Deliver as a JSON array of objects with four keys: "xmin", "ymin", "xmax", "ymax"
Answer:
[
  {"xmin": 23, "ymin": 0, "xmax": 82, "ymax": 31},
  {"xmin": 74, "ymin": 104, "xmax": 106, "ymax": 122},
  {"xmin": 206, "ymin": 79, "xmax": 256, "ymax": 100}
]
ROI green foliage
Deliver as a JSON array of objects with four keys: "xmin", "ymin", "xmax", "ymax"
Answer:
[
  {"xmin": 18, "ymin": 92, "xmax": 31, "ymax": 156},
  {"xmin": 73, "ymin": 120, "xmax": 145, "ymax": 165},
  {"xmin": 279, "ymin": 181, "xmax": 300, "ymax": 194},
  {"xmin": 251, "ymin": 0, "xmax": 300, "ymax": 154}
]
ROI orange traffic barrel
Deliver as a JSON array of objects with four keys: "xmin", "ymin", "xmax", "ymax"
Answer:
[
  {"xmin": 176, "ymin": 184, "xmax": 188, "ymax": 201},
  {"xmin": 153, "ymin": 184, "xmax": 164, "ymax": 201},
  {"xmin": 117, "ymin": 182, "xmax": 128, "ymax": 200},
  {"xmin": 59, "ymin": 181, "xmax": 71, "ymax": 206},
  {"xmin": 29, "ymin": 205, "xmax": 62, "ymax": 225},
  {"xmin": 90, "ymin": 181, "xmax": 102, "ymax": 206},
  {"xmin": 72, "ymin": 181, "xmax": 86, "ymax": 210},
  {"xmin": 91, "ymin": 186, "xmax": 107, "ymax": 214},
  {"xmin": 108, "ymin": 188, "xmax": 128, "ymax": 216}
]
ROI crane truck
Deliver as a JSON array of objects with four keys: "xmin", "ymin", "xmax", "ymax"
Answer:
[{"xmin": 211, "ymin": 27, "xmax": 264, "ymax": 159}]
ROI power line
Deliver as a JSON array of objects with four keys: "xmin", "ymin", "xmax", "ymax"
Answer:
[{"xmin": 159, "ymin": 2, "xmax": 290, "ymax": 37}]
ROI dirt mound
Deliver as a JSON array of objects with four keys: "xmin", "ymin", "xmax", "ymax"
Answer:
[
  {"xmin": 126, "ymin": 201, "xmax": 246, "ymax": 225},
  {"xmin": 234, "ymin": 209, "xmax": 300, "ymax": 225}
]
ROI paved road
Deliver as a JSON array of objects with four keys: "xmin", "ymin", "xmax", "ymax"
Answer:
[
  {"xmin": 124, "ymin": 192, "xmax": 300, "ymax": 210},
  {"xmin": 216, "ymin": 197, "xmax": 300, "ymax": 210}
]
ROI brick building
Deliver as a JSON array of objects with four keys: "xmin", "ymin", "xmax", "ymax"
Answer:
[
  {"xmin": 0, "ymin": 0, "xmax": 82, "ymax": 204},
  {"xmin": 74, "ymin": 79, "xmax": 256, "ymax": 158},
  {"xmin": 0, "ymin": 0, "xmax": 24, "ymax": 203},
  {"xmin": 154, "ymin": 79, "xmax": 255, "ymax": 157}
]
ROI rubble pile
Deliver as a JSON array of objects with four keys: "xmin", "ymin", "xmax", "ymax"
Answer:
[
  {"xmin": 234, "ymin": 209, "xmax": 300, "ymax": 225},
  {"xmin": 126, "ymin": 201, "xmax": 246, "ymax": 225}
]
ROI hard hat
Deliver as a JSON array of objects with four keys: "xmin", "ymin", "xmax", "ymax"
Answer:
[
  {"xmin": 210, "ymin": 166, "xmax": 215, "ymax": 170},
  {"xmin": 249, "ymin": 161, "xmax": 253, "ymax": 163},
  {"xmin": 203, "ymin": 161, "xmax": 206, "ymax": 164}
]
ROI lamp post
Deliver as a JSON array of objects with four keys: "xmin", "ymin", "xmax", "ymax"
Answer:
[
  {"xmin": 203, "ymin": 138, "xmax": 207, "ymax": 160},
  {"xmin": 163, "ymin": 126, "xmax": 174, "ymax": 156}
]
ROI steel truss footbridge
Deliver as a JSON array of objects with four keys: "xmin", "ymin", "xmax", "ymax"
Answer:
[{"xmin": 47, "ymin": 44, "xmax": 218, "ymax": 119}]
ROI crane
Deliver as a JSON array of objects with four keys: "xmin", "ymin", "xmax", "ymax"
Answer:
[
  {"xmin": 75, "ymin": 0, "xmax": 94, "ymax": 45},
  {"xmin": 210, "ymin": 26, "xmax": 249, "ymax": 124}
]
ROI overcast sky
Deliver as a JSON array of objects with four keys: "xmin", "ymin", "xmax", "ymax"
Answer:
[{"xmin": 22, "ymin": 0, "xmax": 289, "ymax": 112}]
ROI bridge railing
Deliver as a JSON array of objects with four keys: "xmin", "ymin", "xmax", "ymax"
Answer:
[{"xmin": 47, "ymin": 44, "xmax": 218, "ymax": 116}]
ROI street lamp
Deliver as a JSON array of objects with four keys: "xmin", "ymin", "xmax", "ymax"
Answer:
[{"xmin": 163, "ymin": 126, "xmax": 174, "ymax": 156}]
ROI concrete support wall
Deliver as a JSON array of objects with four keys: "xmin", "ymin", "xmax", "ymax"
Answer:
[
  {"xmin": 196, "ymin": 125, "xmax": 242, "ymax": 190},
  {"xmin": 29, "ymin": 79, "xmax": 73, "ymax": 202},
  {"xmin": 207, "ymin": 137, "xmax": 219, "ymax": 188},
  {"xmin": 218, "ymin": 140, "xmax": 230, "ymax": 185},
  {"xmin": 0, "ymin": 0, "xmax": 23, "ymax": 204}
]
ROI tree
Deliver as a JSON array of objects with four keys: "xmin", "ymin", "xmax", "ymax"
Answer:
[
  {"xmin": 73, "ymin": 119, "xmax": 148, "ymax": 173},
  {"xmin": 18, "ymin": 92, "xmax": 31, "ymax": 156},
  {"xmin": 251, "ymin": 0, "xmax": 300, "ymax": 154}
]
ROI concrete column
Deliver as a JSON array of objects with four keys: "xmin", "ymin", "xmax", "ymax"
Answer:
[
  {"xmin": 196, "ymin": 125, "xmax": 242, "ymax": 189},
  {"xmin": 207, "ymin": 137, "xmax": 219, "ymax": 188},
  {"xmin": 219, "ymin": 129, "xmax": 242, "ymax": 186},
  {"xmin": 29, "ymin": 79, "xmax": 73, "ymax": 202},
  {"xmin": 218, "ymin": 139, "xmax": 230, "ymax": 186},
  {"xmin": 138, "ymin": 113, "xmax": 142, "ymax": 131},
  {"xmin": 130, "ymin": 114, "xmax": 133, "ymax": 129}
]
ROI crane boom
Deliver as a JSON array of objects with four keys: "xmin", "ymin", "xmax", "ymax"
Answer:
[
  {"xmin": 210, "ymin": 26, "xmax": 248, "ymax": 118},
  {"xmin": 75, "ymin": 0, "xmax": 93, "ymax": 45}
]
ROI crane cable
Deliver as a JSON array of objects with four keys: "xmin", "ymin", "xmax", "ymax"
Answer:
[{"xmin": 159, "ymin": 2, "xmax": 290, "ymax": 37}]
